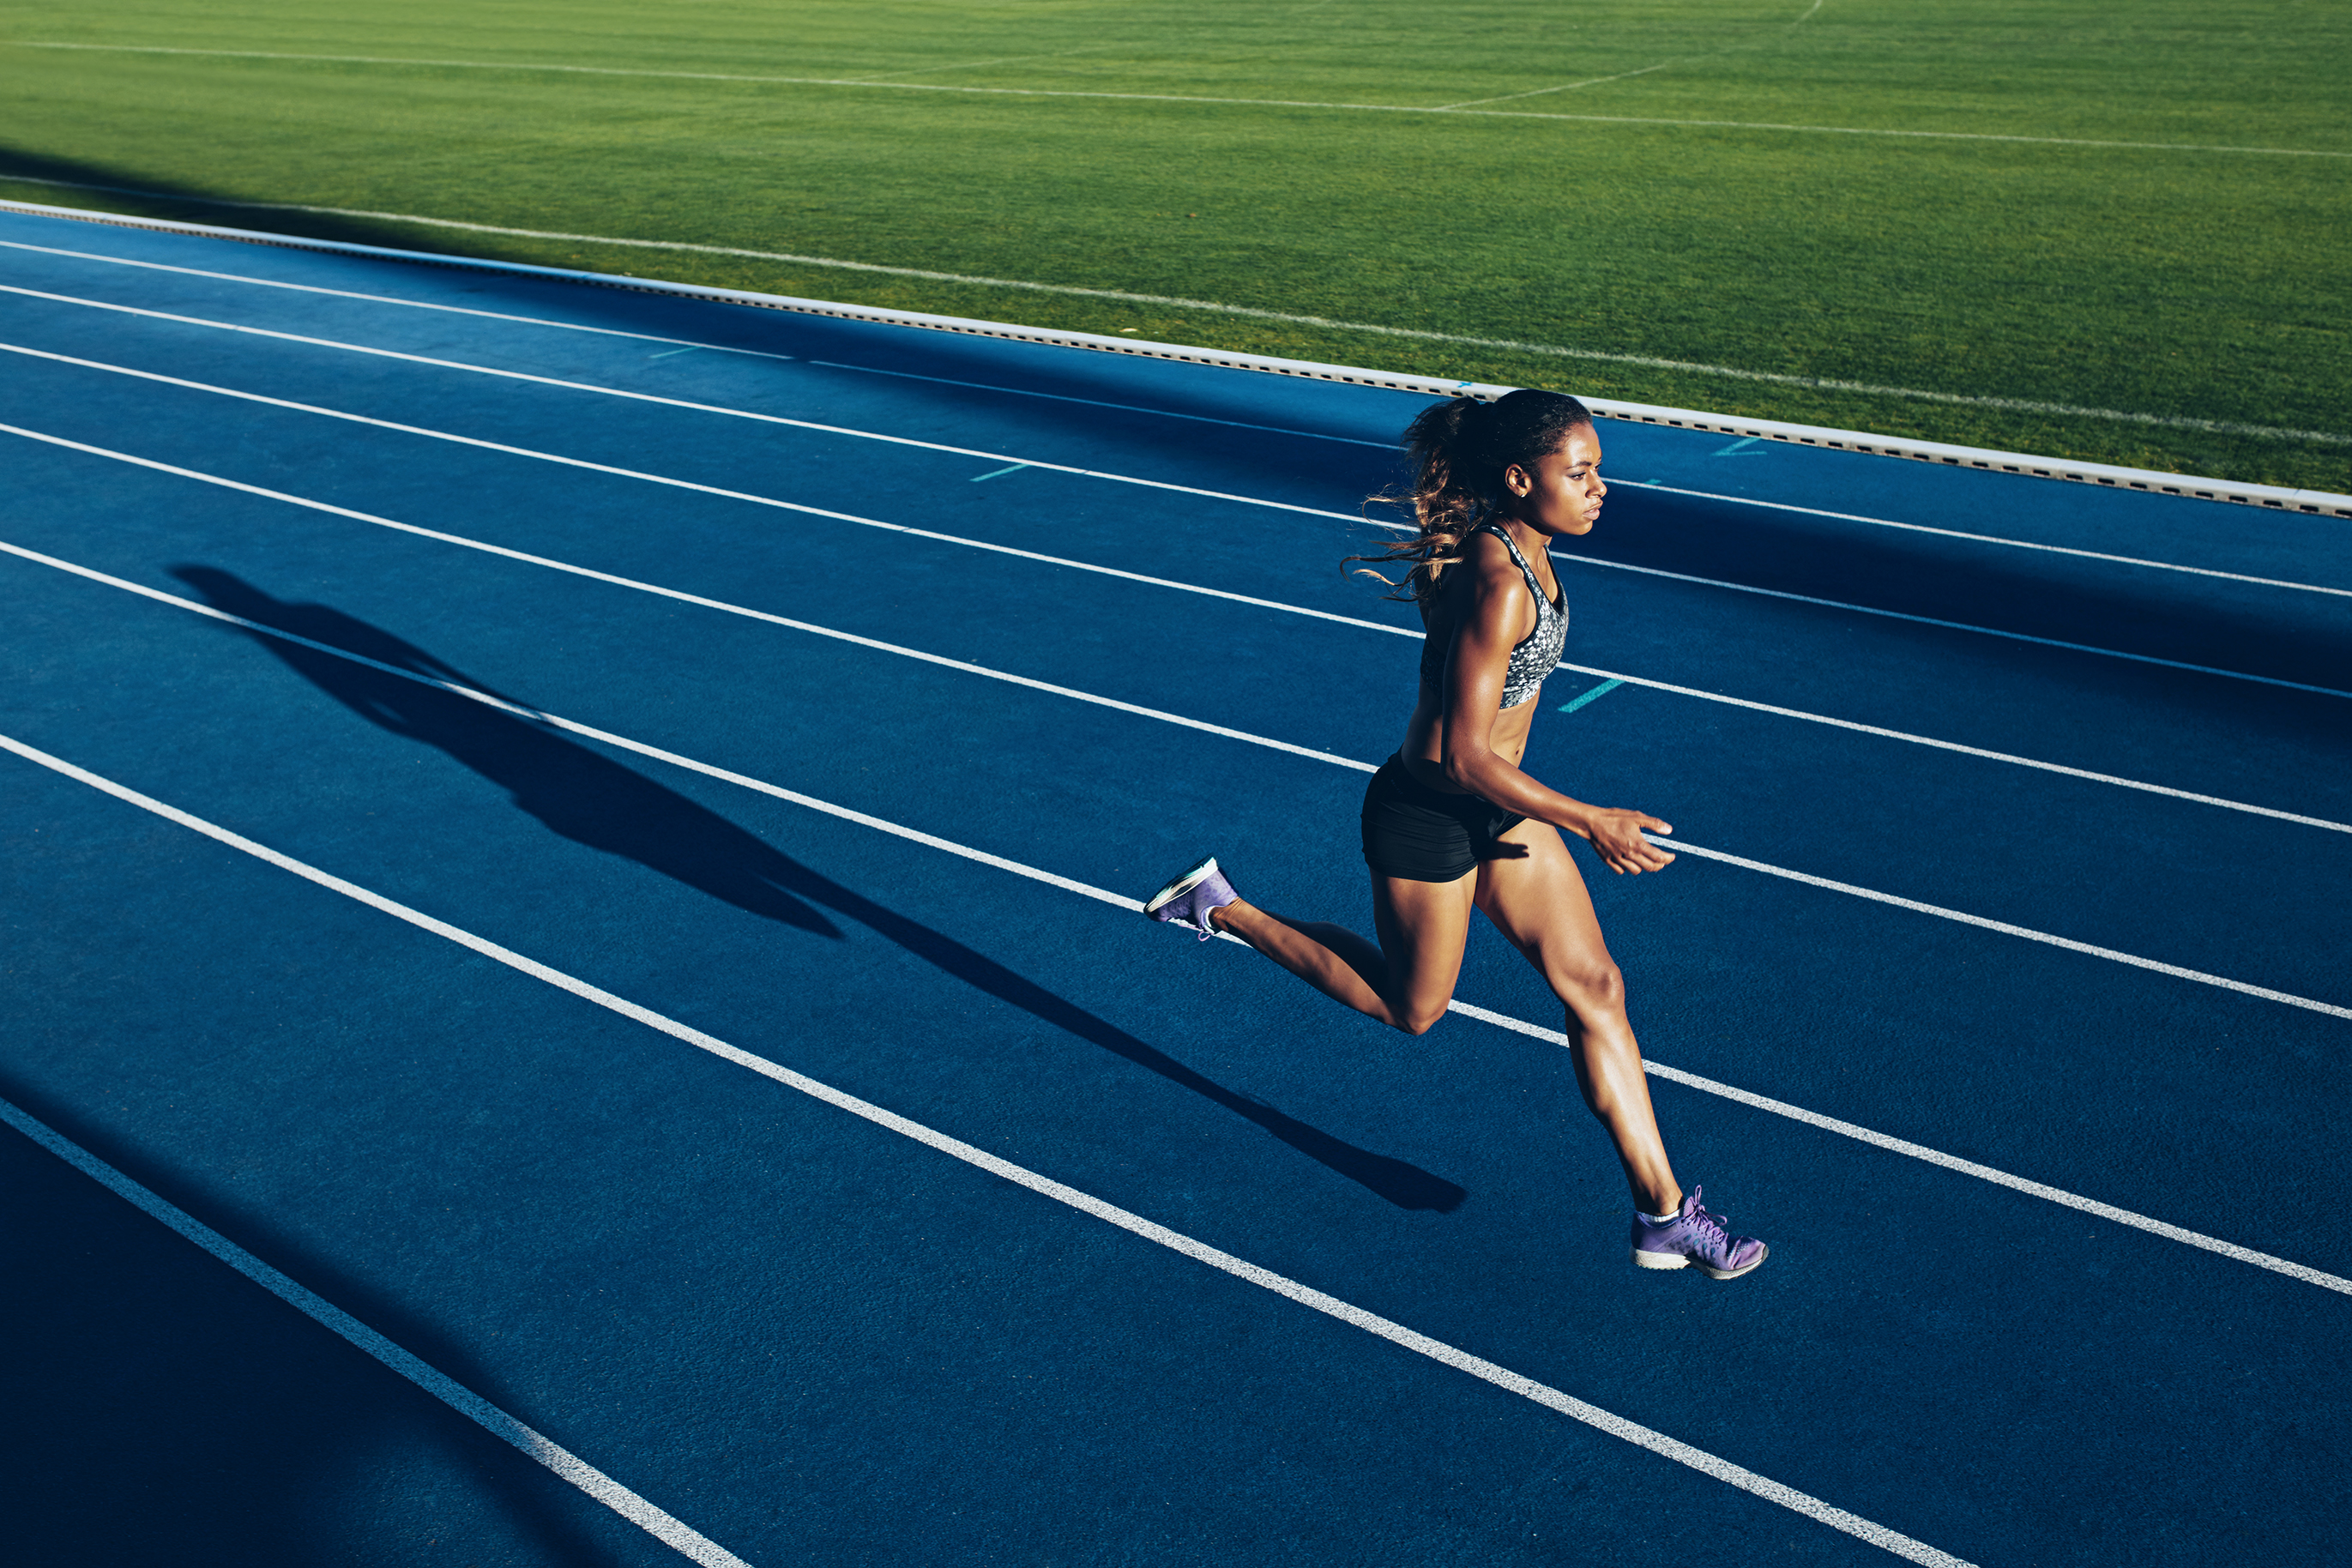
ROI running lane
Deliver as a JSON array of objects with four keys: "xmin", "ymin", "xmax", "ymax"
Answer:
[{"xmin": 3, "ymin": 204, "xmax": 2347, "ymax": 1568}]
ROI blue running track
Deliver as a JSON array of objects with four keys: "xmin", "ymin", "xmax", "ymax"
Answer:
[{"xmin": 3, "ymin": 203, "xmax": 2348, "ymax": 1568}]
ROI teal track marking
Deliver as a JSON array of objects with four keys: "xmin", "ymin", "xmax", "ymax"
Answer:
[
  {"xmin": 1558, "ymin": 678, "xmax": 1625, "ymax": 713},
  {"xmin": 1713, "ymin": 437, "xmax": 1768, "ymax": 456},
  {"xmin": 970, "ymin": 462, "xmax": 1033, "ymax": 482}
]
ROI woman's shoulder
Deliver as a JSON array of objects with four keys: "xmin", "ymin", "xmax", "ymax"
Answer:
[{"xmin": 1456, "ymin": 525, "xmax": 1529, "ymax": 586}]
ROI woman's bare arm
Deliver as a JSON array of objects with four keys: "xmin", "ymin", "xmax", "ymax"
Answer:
[{"xmin": 1437, "ymin": 535, "xmax": 1675, "ymax": 875}]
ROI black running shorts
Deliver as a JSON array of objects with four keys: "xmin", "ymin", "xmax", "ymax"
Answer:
[{"xmin": 1360, "ymin": 754, "xmax": 1526, "ymax": 883}]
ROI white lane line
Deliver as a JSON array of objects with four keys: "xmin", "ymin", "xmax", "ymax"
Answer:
[
  {"xmin": 0, "ymin": 284, "xmax": 1366, "ymax": 525},
  {"xmin": 1643, "ymin": 833, "xmax": 2351, "ymax": 1020},
  {"xmin": 0, "ymin": 351, "xmax": 1402, "ymax": 636},
  {"xmin": 0, "ymin": 1094, "xmax": 756, "ymax": 1568},
  {"xmin": 1614, "ymin": 479, "xmax": 2352, "ymax": 600},
  {"xmin": 6, "ymin": 190, "xmax": 2346, "ymax": 450},
  {"xmin": 0, "ymin": 234, "xmax": 805, "ymax": 360},
  {"xmin": 1542, "ymin": 663, "xmax": 2352, "ymax": 836},
  {"xmin": 1550, "ymin": 552, "xmax": 2352, "ymax": 702},
  {"xmin": 802, "ymin": 359, "xmax": 1398, "ymax": 447},
  {"xmin": 9, "ymin": 406, "xmax": 2343, "ymax": 841},
  {"xmin": 3, "ymin": 305, "xmax": 2336, "ymax": 699},
  {"xmin": 10, "ymin": 231, "xmax": 2347, "ymax": 534},
  {"xmin": 12, "ymin": 535, "xmax": 2352, "ymax": 1293},
  {"xmin": 2, "ymin": 226, "xmax": 1389, "ymax": 446},
  {"xmin": 14, "ymin": 409, "xmax": 2352, "ymax": 847},
  {"xmin": 10, "ymin": 40, "xmax": 2345, "ymax": 161},
  {"xmin": 1450, "ymin": 1004, "xmax": 2352, "ymax": 1297},
  {"xmin": 0, "ymin": 437, "xmax": 1370, "ymax": 776},
  {"xmin": 0, "ymin": 733, "xmax": 1976, "ymax": 1568},
  {"xmin": 17, "ymin": 239, "xmax": 2334, "ymax": 586}
]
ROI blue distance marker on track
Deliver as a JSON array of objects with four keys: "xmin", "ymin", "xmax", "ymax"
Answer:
[{"xmin": 1559, "ymin": 678, "xmax": 1625, "ymax": 713}]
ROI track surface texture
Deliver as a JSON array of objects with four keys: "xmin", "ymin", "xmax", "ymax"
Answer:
[{"xmin": 3, "ymin": 207, "xmax": 2349, "ymax": 1568}]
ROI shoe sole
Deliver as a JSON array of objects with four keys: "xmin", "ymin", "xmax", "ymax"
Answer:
[
  {"xmin": 1144, "ymin": 856, "xmax": 1219, "ymax": 916},
  {"xmin": 1631, "ymin": 1242, "xmax": 1768, "ymax": 1281}
]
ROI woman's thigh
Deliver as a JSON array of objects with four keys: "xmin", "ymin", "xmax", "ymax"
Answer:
[
  {"xmin": 1473, "ymin": 820, "xmax": 1620, "ymax": 998},
  {"xmin": 1370, "ymin": 868, "xmax": 1478, "ymax": 1024}
]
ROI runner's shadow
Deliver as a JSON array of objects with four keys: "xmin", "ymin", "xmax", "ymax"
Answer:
[{"xmin": 170, "ymin": 568, "xmax": 1466, "ymax": 1212}]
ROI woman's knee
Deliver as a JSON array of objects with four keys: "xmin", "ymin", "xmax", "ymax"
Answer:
[
  {"xmin": 1385, "ymin": 989, "xmax": 1453, "ymax": 1035},
  {"xmin": 1550, "ymin": 958, "xmax": 1625, "ymax": 1016}
]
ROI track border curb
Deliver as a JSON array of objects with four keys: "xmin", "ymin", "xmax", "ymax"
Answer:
[{"xmin": 6, "ymin": 195, "xmax": 2345, "ymax": 519}]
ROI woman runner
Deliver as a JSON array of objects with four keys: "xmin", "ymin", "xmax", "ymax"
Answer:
[{"xmin": 1144, "ymin": 389, "xmax": 1764, "ymax": 1279}]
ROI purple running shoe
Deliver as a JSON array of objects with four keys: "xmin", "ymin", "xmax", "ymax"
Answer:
[
  {"xmin": 1630, "ymin": 1186, "xmax": 1768, "ymax": 1280},
  {"xmin": 1144, "ymin": 856, "xmax": 1239, "ymax": 941}
]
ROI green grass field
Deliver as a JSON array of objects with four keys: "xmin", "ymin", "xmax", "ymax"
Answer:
[{"xmin": 3, "ymin": 1, "xmax": 2346, "ymax": 492}]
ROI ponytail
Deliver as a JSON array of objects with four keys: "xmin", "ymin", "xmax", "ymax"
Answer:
[{"xmin": 1348, "ymin": 389, "xmax": 1593, "ymax": 603}]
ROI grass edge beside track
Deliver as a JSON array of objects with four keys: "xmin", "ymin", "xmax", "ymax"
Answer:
[{"xmin": 3, "ymin": 178, "xmax": 2346, "ymax": 499}]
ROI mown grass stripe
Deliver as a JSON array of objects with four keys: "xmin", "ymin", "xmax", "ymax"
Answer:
[{"xmin": 9, "ymin": 41, "xmax": 2345, "ymax": 160}]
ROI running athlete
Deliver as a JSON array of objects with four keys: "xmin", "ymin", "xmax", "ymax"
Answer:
[{"xmin": 1144, "ymin": 389, "xmax": 1764, "ymax": 1279}]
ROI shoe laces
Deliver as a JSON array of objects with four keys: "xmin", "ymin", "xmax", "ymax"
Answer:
[{"xmin": 1680, "ymin": 1188, "xmax": 1729, "ymax": 1246}]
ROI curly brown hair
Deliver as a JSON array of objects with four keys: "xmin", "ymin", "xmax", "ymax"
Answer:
[{"xmin": 1348, "ymin": 389, "xmax": 1594, "ymax": 604}]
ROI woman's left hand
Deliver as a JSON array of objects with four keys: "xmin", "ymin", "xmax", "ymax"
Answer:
[{"xmin": 1582, "ymin": 809, "xmax": 1676, "ymax": 875}]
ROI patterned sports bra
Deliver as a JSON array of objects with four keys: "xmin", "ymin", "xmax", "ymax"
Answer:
[{"xmin": 1417, "ymin": 522, "xmax": 1569, "ymax": 709}]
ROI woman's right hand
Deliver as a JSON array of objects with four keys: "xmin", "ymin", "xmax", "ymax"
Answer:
[{"xmin": 1578, "ymin": 808, "xmax": 1676, "ymax": 875}]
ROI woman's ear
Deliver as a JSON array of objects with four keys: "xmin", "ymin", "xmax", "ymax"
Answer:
[{"xmin": 1504, "ymin": 462, "xmax": 1533, "ymax": 498}]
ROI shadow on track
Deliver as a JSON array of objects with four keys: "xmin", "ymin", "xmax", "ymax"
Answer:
[
  {"xmin": 169, "ymin": 566, "xmax": 1467, "ymax": 1213},
  {"xmin": 0, "ymin": 1076, "xmax": 636, "ymax": 1567},
  {"xmin": 0, "ymin": 148, "xmax": 1405, "ymax": 494}
]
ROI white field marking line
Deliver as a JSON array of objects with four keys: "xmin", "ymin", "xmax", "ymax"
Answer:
[
  {"xmin": 0, "ymin": 1095, "xmax": 757, "ymax": 1568},
  {"xmin": 1436, "ymin": 0, "xmax": 1818, "ymax": 113},
  {"xmin": 6, "ymin": 244, "xmax": 2331, "ymax": 577},
  {"xmin": 4, "ymin": 565, "xmax": 2343, "ymax": 1308},
  {"xmin": 1637, "ymin": 833, "xmax": 2352, "ymax": 1022},
  {"xmin": 11, "ymin": 40, "xmax": 2344, "ymax": 160},
  {"xmin": 0, "ymin": 384, "xmax": 1396, "ymax": 639},
  {"xmin": 1446, "ymin": 1003, "xmax": 2352, "ymax": 1297},
  {"xmin": 0, "ymin": 236, "xmax": 804, "ymax": 361},
  {"xmin": 843, "ymin": 53, "xmax": 1058, "ymax": 81},
  {"xmin": 8, "ymin": 490, "xmax": 2347, "ymax": 1030},
  {"xmin": 1438, "ymin": 58, "xmax": 1679, "ymax": 110},
  {"xmin": 0, "ymin": 735, "xmax": 1975, "ymax": 1568},
  {"xmin": 803, "ymin": 359, "xmax": 1397, "ymax": 448},
  {"xmin": 6, "ymin": 180, "xmax": 2348, "ymax": 450},
  {"xmin": 0, "ymin": 283, "xmax": 1360, "ymax": 525},
  {"xmin": 3, "ymin": 305, "xmax": 2335, "ymax": 704},
  {"xmin": 0, "ymin": 432, "xmax": 1369, "ymax": 776},
  {"xmin": 9, "ymin": 405, "xmax": 2345, "ymax": 840},
  {"xmin": 1614, "ymin": 479, "xmax": 2352, "ymax": 600}
]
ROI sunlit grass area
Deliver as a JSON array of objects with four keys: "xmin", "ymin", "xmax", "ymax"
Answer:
[{"xmin": 2, "ymin": 0, "xmax": 2345, "ymax": 489}]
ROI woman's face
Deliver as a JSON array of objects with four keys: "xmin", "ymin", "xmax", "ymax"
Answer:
[{"xmin": 1502, "ymin": 423, "xmax": 1606, "ymax": 538}]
